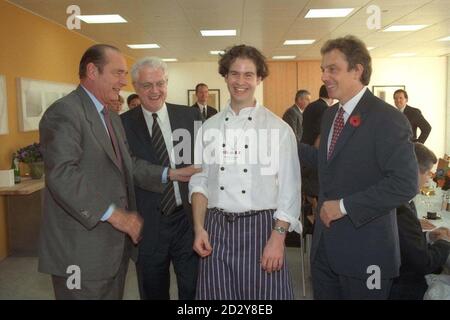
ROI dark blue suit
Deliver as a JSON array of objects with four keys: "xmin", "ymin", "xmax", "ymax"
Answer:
[
  {"xmin": 300, "ymin": 89, "xmax": 418, "ymax": 299},
  {"xmin": 121, "ymin": 103, "xmax": 201, "ymax": 300},
  {"xmin": 389, "ymin": 202, "xmax": 450, "ymax": 300},
  {"xmin": 403, "ymin": 105, "xmax": 432, "ymax": 144}
]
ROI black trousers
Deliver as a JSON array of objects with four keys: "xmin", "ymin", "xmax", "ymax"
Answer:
[{"xmin": 136, "ymin": 209, "xmax": 198, "ymax": 300}]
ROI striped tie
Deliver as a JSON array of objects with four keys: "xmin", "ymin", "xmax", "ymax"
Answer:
[{"xmin": 152, "ymin": 113, "xmax": 177, "ymax": 215}]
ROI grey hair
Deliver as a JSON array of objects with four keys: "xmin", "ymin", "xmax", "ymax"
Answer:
[
  {"xmin": 295, "ymin": 89, "xmax": 310, "ymax": 101},
  {"xmin": 130, "ymin": 56, "xmax": 168, "ymax": 82}
]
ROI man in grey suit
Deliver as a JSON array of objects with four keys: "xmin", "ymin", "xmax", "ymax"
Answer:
[
  {"xmin": 282, "ymin": 89, "xmax": 311, "ymax": 143},
  {"xmin": 39, "ymin": 44, "xmax": 198, "ymax": 299},
  {"xmin": 299, "ymin": 36, "xmax": 418, "ymax": 299}
]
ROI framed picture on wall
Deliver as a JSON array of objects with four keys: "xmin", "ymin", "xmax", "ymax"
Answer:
[
  {"xmin": 17, "ymin": 78, "xmax": 76, "ymax": 132},
  {"xmin": 372, "ymin": 85, "xmax": 405, "ymax": 108},
  {"xmin": 0, "ymin": 75, "xmax": 8, "ymax": 135},
  {"xmin": 187, "ymin": 89, "xmax": 221, "ymax": 111}
]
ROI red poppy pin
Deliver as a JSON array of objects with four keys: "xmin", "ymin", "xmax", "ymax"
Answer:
[{"xmin": 349, "ymin": 114, "xmax": 361, "ymax": 127}]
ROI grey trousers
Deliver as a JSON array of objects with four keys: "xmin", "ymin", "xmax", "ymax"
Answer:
[{"xmin": 52, "ymin": 246, "xmax": 130, "ymax": 300}]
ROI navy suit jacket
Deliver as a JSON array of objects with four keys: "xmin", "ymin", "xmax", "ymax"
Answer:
[
  {"xmin": 389, "ymin": 202, "xmax": 450, "ymax": 299},
  {"xmin": 403, "ymin": 105, "xmax": 431, "ymax": 143},
  {"xmin": 300, "ymin": 89, "xmax": 418, "ymax": 278},
  {"xmin": 191, "ymin": 103, "xmax": 218, "ymax": 120},
  {"xmin": 301, "ymin": 98, "xmax": 328, "ymax": 145},
  {"xmin": 121, "ymin": 103, "xmax": 201, "ymax": 255}
]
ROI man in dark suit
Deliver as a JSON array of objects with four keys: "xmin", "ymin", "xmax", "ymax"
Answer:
[
  {"xmin": 389, "ymin": 143, "xmax": 450, "ymax": 300},
  {"xmin": 299, "ymin": 35, "xmax": 418, "ymax": 299},
  {"xmin": 127, "ymin": 93, "xmax": 141, "ymax": 110},
  {"xmin": 394, "ymin": 89, "xmax": 431, "ymax": 143},
  {"xmin": 282, "ymin": 89, "xmax": 311, "ymax": 143},
  {"xmin": 300, "ymin": 85, "xmax": 332, "ymax": 231},
  {"xmin": 301, "ymin": 85, "xmax": 332, "ymax": 146},
  {"xmin": 121, "ymin": 57, "xmax": 201, "ymax": 300},
  {"xmin": 38, "ymin": 44, "xmax": 197, "ymax": 299},
  {"xmin": 191, "ymin": 83, "xmax": 217, "ymax": 121}
]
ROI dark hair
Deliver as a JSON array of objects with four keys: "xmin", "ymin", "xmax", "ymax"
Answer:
[
  {"xmin": 319, "ymin": 85, "xmax": 329, "ymax": 98},
  {"xmin": 394, "ymin": 89, "xmax": 408, "ymax": 99},
  {"xmin": 218, "ymin": 45, "xmax": 269, "ymax": 80},
  {"xmin": 79, "ymin": 44, "xmax": 120, "ymax": 79},
  {"xmin": 414, "ymin": 143, "xmax": 437, "ymax": 174},
  {"xmin": 295, "ymin": 89, "xmax": 310, "ymax": 101},
  {"xmin": 195, "ymin": 83, "xmax": 208, "ymax": 93},
  {"xmin": 321, "ymin": 35, "xmax": 372, "ymax": 85},
  {"xmin": 127, "ymin": 93, "xmax": 139, "ymax": 105}
]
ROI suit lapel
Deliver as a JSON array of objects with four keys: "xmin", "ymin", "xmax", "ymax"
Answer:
[
  {"xmin": 167, "ymin": 104, "xmax": 187, "ymax": 168},
  {"xmin": 404, "ymin": 105, "xmax": 411, "ymax": 117},
  {"xmin": 321, "ymin": 105, "xmax": 337, "ymax": 165},
  {"xmin": 129, "ymin": 106, "xmax": 156, "ymax": 155},
  {"xmin": 327, "ymin": 90, "xmax": 371, "ymax": 164},
  {"xmin": 167, "ymin": 104, "xmax": 180, "ymax": 151},
  {"xmin": 110, "ymin": 113, "xmax": 131, "ymax": 173},
  {"xmin": 76, "ymin": 86, "xmax": 121, "ymax": 171}
]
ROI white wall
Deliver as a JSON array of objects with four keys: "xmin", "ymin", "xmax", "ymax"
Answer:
[
  {"xmin": 163, "ymin": 58, "xmax": 447, "ymax": 156},
  {"xmin": 370, "ymin": 57, "xmax": 447, "ymax": 157},
  {"xmin": 165, "ymin": 61, "xmax": 264, "ymax": 111}
]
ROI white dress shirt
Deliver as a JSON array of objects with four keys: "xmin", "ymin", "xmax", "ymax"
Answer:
[
  {"xmin": 327, "ymin": 86, "xmax": 367, "ymax": 215},
  {"xmin": 189, "ymin": 101, "xmax": 302, "ymax": 233},
  {"xmin": 141, "ymin": 103, "xmax": 182, "ymax": 206},
  {"xmin": 197, "ymin": 102, "xmax": 207, "ymax": 111},
  {"xmin": 197, "ymin": 102, "xmax": 208, "ymax": 118}
]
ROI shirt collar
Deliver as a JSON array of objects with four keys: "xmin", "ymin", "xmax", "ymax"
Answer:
[
  {"xmin": 141, "ymin": 103, "xmax": 169, "ymax": 123},
  {"xmin": 294, "ymin": 103, "xmax": 304, "ymax": 113},
  {"xmin": 399, "ymin": 105, "xmax": 406, "ymax": 113},
  {"xmin": 81, "ymin": 85, "xmax": 105, "ymax": 113},
  {"xmin": 339, "ymin": 86, "xmax": 367, "ymax": 115},
  {"xmin": 225, "ymin": 100, "xmax": 260, "ymax": 117}
]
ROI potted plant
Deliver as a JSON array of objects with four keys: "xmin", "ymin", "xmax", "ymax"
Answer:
[{"xmin": 16, "ymin": 143, "xmax": 44, "ymax": 179}]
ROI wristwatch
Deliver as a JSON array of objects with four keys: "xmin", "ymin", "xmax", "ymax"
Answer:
[{"xmin": 273, "ymin": 226, "xmax": 287, "ymax": 235}]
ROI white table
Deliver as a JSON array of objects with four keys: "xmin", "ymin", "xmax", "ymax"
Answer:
[{"xmin": 414, "ymin": 193, "xmax": 450, "ymax": 229}]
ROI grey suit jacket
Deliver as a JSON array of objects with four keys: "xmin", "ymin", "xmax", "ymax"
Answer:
[
  {"xmin": 38, "ymin": 86, "xmax": 164, "ymax": 280},
  {"xmin": 300, "ymin": 89, "xmax": 418, "ymax": 279},
  {"xmin": 282, "ymin": 104, "xmax": 303, "ymax": 143}
]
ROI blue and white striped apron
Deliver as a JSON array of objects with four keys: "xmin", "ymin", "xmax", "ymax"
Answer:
[{"xmin": 196, "ymin": 207, "xmax": 294, "ymax": 300}]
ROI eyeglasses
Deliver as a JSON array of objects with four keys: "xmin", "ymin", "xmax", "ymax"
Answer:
[{"xmin": 137, "ymin": 80, "xmax": 167, "ymax": 90}]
